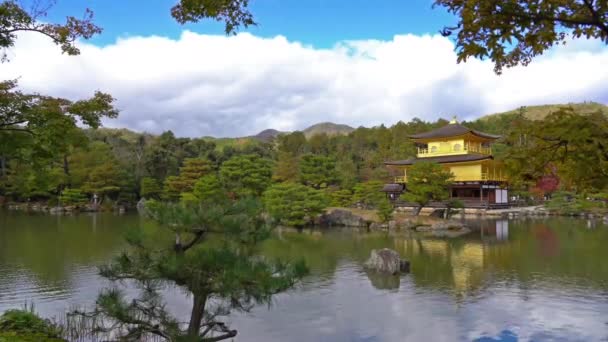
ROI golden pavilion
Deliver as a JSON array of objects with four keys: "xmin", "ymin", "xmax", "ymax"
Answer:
[{"xmin": 383, "ymin": 118, "xmax": 509, "ymax": 208}]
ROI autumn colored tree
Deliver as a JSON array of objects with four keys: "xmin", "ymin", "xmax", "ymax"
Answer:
[
  {"xmin": 503, "ymin": 107, "xmax": 608, "ymax": 192},
  {"xmin": 436, "ymin": 0, "xmax": 608, "ymax": 73},
  {"xmin": 163, "ymin": 158, "xmax": 212, "ymax": 200},
  {"xmin": 272, "ymin": 151, "xmax": 299, "ymax": 182}
]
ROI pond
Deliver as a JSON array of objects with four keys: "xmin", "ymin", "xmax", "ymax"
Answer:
[{"xmin": 1, "ymin": 211, "xmax": 608, "ymax": 341}]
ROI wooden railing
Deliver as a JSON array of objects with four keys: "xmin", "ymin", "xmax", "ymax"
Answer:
[
  {"xmin": 481, "ymin": 172, "xmax": 507, "ymax": 182},
  {"xmin": 417, "ymin": 144, "xmax": 492, "ymax": 157}
]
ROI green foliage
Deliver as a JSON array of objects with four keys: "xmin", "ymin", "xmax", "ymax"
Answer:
[
  {"xmin": 403, "ymin": 162, "xmax": 454, "ymax": 215},
  {"xmin": 299, "ymin": 154, "xmax": 338, "ymax": 189},
  {"xmin": 171, "ymin": 0, "xmax": 256, "ymax": 35},
  {"xmin": 140, "ymin": 177, "xmax": 161, "ymax": 199},
  {"xmin": 163, "ymin": 158, "xmax": 212, "ymax": 201},
  {"xmin": 192, "ymin": 174, "xmax": 224, "ymax": 203},
  {"xmin": 88, "ymin": 198, "xmax": 308, "ymax": 340},
  {"xmin": 178, "ymin": 158, "xmax": 213, "ymax": 185},
  {"xmin": 503, "ymin": 108, "xmax": 608, "ymax": 192},
  {"xmin": 435, "ymin": 0, "xmax": 608, "ymax": 74},
  {"xmin": 220, "ymin": 154, "xmax": 273, "ymax": 197},
  {"xmin": 161, "ymin": 176, "xmax": 182, "ymax": 201},
  {"xmin": 0, "ymin": 1, "xmax": 101, "ymax": 58},
  {"xmin": 445, "ymin": 199, "xmax": 464, "ymax": 218},
  {"xmin": 0, "ymin": 80, "xmax": 117, "ymax": 145},
  {"xmin": 179, "ymin": 192, "xmax": 199, "ymax": 207},
  {"xmin": 480, "ymin": 103, "xmax": 608, "ymax": 122},
  {"xmin": 353, "ymin": 181, "xmax": 386, "ymax": 208},
  {"xmin": 0, "ymin": 310, "xmax": 62, "ymax": 341},
  {"xmin": 59, "ymin": 188, "xmax": 87, "ymax": 206},
  {"xmin": 327, "ymin": 188, "xmax": 353, "ymax": 207},
  {"xmin": 335, "ymin": 156, "xmax": 358, "ymax": 189},
  {"xmin": 272, "ymin": 151, "xmax": 299, "ymax": 182},
  {"xmin": 376, "ymin": 198, "xmax": 394, "ymax": 223},
  {"xmin": 263, "ymin": 183, "xmax": 329, "ymax": 226},
  {"xmin": 544, "ymin": 191, "xmax": 608, "ymax": 215}
]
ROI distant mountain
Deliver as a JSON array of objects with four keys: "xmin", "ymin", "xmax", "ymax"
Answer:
[
  {"xmin": 302, "ymin": 122, "xmax": 355, "ymax": 138},
  {"xmin": 479, "ymin": 102, "xmax": 608, "ymax": 121},
  {"xmin": 250, "ymin": 129, "xmax": 286, "ymax": 142}
]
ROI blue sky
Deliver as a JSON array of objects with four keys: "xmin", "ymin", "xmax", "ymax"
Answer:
[
  {"xmin": 4, "ymin": 0, "xmax": 607, "ymax": 137},
  {"xmin": 46, "ymin": 0, "xmax": 455, "ymax": 48}
]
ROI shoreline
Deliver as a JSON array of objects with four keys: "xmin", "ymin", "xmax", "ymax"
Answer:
[{"xmin": 3, "ymin": 202, "xmax": 608, "ymax": 223}]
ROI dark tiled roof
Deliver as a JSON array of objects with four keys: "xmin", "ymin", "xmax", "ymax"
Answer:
[
  {"xmin": 385, "ymin": 154, "xmax": 493, "ymax": 166},
  {"xmin": 409, "ymin": 123, "xmax": 501, "ymax": 140},
  {"xmin": 382, "ymin": 183, "xmax": 405, "ymax": 192}
]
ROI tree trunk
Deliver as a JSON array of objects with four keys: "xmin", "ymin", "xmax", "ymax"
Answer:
[
  {"xmin": 0, "ymin": 155, "xmax": 5, "ymax": 177},
  {"xmin": 187, "ymin": 293, "xmax": 207, "ymax": 337},
  {"xmin": 414, "ymin": 205, "xmax": 422, "ymax": 216},
  {"xmin": 63, "ymin": 154, "xmax": 70, "ymax": 176}
]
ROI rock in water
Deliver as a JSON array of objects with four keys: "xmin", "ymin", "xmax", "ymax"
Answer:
[
  {"xmin": 365, "ymin": 248, "xmax": 409, "ymax": 275},
  {"xmin": 318, "ymin": 209, "xmax": 368, "ymax": 227}
]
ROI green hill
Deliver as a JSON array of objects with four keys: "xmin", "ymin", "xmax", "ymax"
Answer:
[
  {"xmin": 480, "ymin": 101, "xmax": 608, "ymax": 121},
  {"xmin": 302, "ymin": 122, "xmax": 354, "ymax": 138}
]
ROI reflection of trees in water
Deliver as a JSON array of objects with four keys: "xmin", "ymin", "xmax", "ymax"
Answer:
[
  {"xmin": 0, "ymin": 213, "xmax": 144, "ymax": 284},
  {"xmin": 4, "ymin": 216, "xmax": 608, "ymax": 305},
  {"xmin": 265, "ymin": 219, "xmax": 608, "ymax": 298},
  {"xmin": 533, "ymin": 224, "xmax": 559, "ymax": 258}
]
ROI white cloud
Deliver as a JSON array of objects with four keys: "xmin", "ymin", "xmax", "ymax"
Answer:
[{"xmin": 1, "ymin": 31, "xmax": 607, "ymax": 137}]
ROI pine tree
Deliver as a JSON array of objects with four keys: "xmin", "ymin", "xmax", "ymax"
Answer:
[
  {"xmin": 83, "ymin": 198, "xmax": 307, "ymax": 341},
  {"xmin": 403, "ymin": 162, "xmax": 454, "ymax": 215},
  {"xmin": 263, "ymin": 183, "xmax": 329, "ymax": 226}
]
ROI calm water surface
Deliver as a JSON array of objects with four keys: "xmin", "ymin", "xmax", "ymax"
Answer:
[{"xmin": 1, "ymin": 211, "xmax": 608, "ymax": 341}]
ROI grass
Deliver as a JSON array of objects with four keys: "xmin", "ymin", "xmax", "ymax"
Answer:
[
  {"xmin": 0, "ymin": 310, "xmax": 65, "ymax": 342},
  {"xmin": 0, "ymin": 331, "xmax": 65, "ymax": 342}
]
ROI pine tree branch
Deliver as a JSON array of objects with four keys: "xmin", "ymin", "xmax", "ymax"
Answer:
[{"xmin": 181, "ymin": 229, "xmax": 206, "ymax": 252}]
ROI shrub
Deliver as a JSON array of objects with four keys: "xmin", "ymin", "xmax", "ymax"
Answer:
[
  {"xmin": 352, "ymin": 181, "xmax": 385, "ymax": 208},
  {"xmin": 327, "ymin": 188, "xmax": 353, "ymax": 207},
  {"xmin": 263, "ymin": 183, "xmax": 329, "ymax": 226},
  {"xmin": 544, "ymin": 191, "xmax": 604, "ymax": 215},
  {"xmin": 0, "ymin": 310, "xmax": 63, "ymax": 341},
  {"xmin": 376, "ymin": 198, "xmax": 394, "ymax": 223},
  {"xmin": 58, "ymin": 188, "xmax": 87, "ymax": 206}
]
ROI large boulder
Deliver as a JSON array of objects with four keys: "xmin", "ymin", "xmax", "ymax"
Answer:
[
  {"xmin": 318, "ymin": 209, "xmax": 368, "ymax": 227},
  {"xmin": 364, "ymin": 248, "xmax": 410, "ymax": 275}
]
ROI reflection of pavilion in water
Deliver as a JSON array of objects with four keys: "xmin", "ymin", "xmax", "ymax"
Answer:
[
  {"xmin": 480, "ymin": 220, "xmax": 509, "ymax": 243},
  {"xmin": 393, "ymin": 220, "xmax": 509, "ymax": 295}
]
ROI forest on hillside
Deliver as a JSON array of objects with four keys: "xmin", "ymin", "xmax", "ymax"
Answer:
[{"xmin": 1, "ymin": 103, "xmax": 607, "ymax": 213}]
